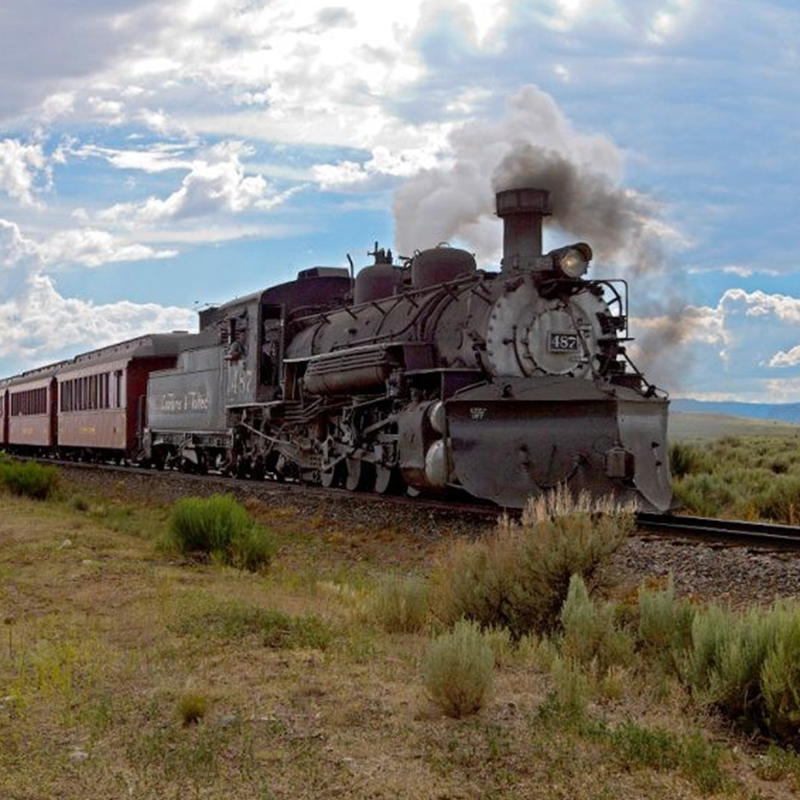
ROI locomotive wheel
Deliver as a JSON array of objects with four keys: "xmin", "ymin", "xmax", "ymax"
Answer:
[
  {"xmin": 374, "ymin": 465, "xmax": 399, "ymax": 495},
  {"xmin": 345, "ymin": 458, "xmax": 373, "ymax": 492},
  {"xmin": 320, "ymin": 461, "xmax": 343, "ymax": 488}
]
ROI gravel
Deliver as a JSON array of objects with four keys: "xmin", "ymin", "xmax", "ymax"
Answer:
[{"xmin": 56, "ymin": 462, "xmax": 800, "ymax": 605}]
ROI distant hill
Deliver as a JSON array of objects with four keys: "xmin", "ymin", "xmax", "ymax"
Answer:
[{"xmin": 671, "ymin": 399, "xmax": 800, "ymax": 425}]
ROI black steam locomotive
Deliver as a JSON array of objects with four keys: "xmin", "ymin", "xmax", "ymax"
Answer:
[{"xmin": 142, "ymin": 186, "xmax": 672, "ymax": 510}]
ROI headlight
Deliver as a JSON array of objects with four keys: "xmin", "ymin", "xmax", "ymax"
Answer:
[{"xmin": 549, "ymin": 243, "xmax": 593, "ymax": 279}]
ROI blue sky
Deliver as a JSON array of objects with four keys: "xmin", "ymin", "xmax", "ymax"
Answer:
[{"xmin": 0, "ymin": 0, "xmax": 798, "ymax": 401}]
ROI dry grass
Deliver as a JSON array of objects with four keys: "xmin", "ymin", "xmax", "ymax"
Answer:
[{"xmin": 0, "ymin": 489, "xmax": 794, "ymax": 799}]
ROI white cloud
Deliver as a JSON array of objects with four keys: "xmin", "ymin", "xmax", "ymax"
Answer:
[
  {"xmin": 554, "ymin": 63, "xmax": 571, "ymax": 82},
  {"xmin": 87, "ymin": 95, "xmax": 126, "ymax": 123},
  {"xmin": 768, "ymin": 345, "xmax": 800, "ymax": 369},
  {"xmin": 722, "ymin": 265, "xmax": 752, "ymax": 278},
  {"xmin": 40, "ymin": 91, "xmax": 76, "ymax": 122},
  {"xmin": 0, "ymin": 274, "xmax": 196, "ymax": 361},
  {"xmin": 629, "ymin": 287, "xmax": 800, "ymax": 397},
  {"xmin": 97, "ymin": 142, "xmax": 301, "ymax": 226},
  {"xmin": 72, "ymin": 142, "xmax": 193, "ymax": 173},
  {"xmin": 763, "ymin": 378, "xmax": 800, "ymax": 402},
  {"xmin": 0, "ymin": 217, "xmax": 193, "ymax": 365},
  {"xmin": 0, "ymin": 139, "xmax": 48, "ymax": 206},
  {"xmin": 40, "ymin": 229, "xmax": 177, "ymax": 268}
]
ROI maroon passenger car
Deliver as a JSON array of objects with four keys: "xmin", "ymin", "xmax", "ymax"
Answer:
[
  {"xmin": 56, "ymin": 334, "xmax": 186, "ymax": 460},
  {"xmin": 7, "ymin": 366, "xmax": 62, "ymax": 452}
]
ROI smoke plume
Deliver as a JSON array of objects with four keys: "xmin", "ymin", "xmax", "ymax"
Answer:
[
  {"xmin": 392, "ymin": 85, "xmax": 688, "ymax": 386},
  {"xmin": 393, "ymin": 85, "xmax": 677, "ymax": 276}
]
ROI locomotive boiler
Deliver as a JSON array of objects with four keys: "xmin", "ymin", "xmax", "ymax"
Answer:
[{"xmin": 144, "ymin": 186, "xmax": 672, "ymax": 511}]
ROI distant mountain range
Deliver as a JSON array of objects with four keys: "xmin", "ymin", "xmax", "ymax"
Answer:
[{"xmin": 671, "ymin": 399, "xmax": 800, "ymax": 425}]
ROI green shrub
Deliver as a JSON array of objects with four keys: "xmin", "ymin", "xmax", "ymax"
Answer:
[
  {"xmin": 686, "ymin": 604, "xmax": 777, "ymax": 725},
  {"xmin": 669, "ymin": 442, "xmax": 708, "ymax": 479},
  {"xmin": 682, "ymin": 600, "xmax": 800, "ymax": 740},
  {"xmin": 177, "ymin": 691, "xmax": 208, "ymax": 725},
  {"xmin": 638, "ymin": 575, "xmax": 695, "ymax": 654},
  {"xmin": 0, "ymin": 459, "xmax": 59, "ymax": 500},
  {"xmin": 430, "ymin": 487, "xmax": 634, "ymax": 638},
  {"xmin": 165, "ymin": 494, "xmax": 276, "ymax": 571},
  {"xmin": 668, "ymin": 434, "xmax": 800, "ymax": 523},
  {"xmin": 673, "ymin": 473, "xmax": 737, "ymax": 518},
  {"xmin": 559, "ymin": 575, "xmax": 634, "ymax": 673},
  {"xmin": 761, "ymin": 608, "xmax": 800, "ymax": 740},
  {"xmin": 370, "ymin": 575, "xmax": 429, "ymax": 633},
  {"xmin": 422, "ymin": 619, "xmax": 494, "ymax": 718},
  {"xmin": 756, "ymin": 476, "xmax": 800, "ymax": 525}
]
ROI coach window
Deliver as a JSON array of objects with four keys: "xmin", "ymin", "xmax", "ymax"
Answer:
[{"xmin": 114, "ymin": 370, "xmax": 123, "ymax": 408}]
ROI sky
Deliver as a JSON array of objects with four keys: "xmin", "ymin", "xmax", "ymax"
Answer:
[{"xmin": 0, "ymin": 0, "xmax": 798, "ymax": 402}]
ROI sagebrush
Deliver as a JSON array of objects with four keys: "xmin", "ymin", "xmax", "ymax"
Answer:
[
  {"xmin": 683, "ymin": 600, "xmax": 800, "ymax": 740},
  {"xmin": 560, "ymin": 574, "xmax": 634, "ymax": 674},
  {"xmin": 370, "ymin": 575, "xmax": 429, "ymax": 633},
  {"xmin": 0, "ymin": 458, "xmax": 59, "ymax": 500},
  {"xmin": 430, "ymin": 486, "xmax": 634, "ymax": 637},
  {"xmin": 164, "ymin": 494, "xmax": 276, "ymax": 571},
  {"xmin": 670, "ymin": 435, "xmax": 800, "ymax": 523},
  {"xmin": 422, "ymin": 619, "xmax": 494, "ymax": 718}
]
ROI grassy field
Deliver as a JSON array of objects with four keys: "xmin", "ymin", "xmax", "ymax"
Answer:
[
  {"xmin": 670, "ymin": 412, "xmax": 800, "ymax": 442},
  {"xmin": 669, "ymin": 433, "xmax": 800, "ymax": 523},
  {"xmin": 3, "ymin": 481, "xmax": 800, "ymax": 799}
]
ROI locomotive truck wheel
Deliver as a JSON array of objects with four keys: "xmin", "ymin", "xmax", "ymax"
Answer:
[
  {"xmin": 320, "ymin": 461, "xmax": 343, "ymax": 488},
  {"xmin": 374, "ymin": 465, "xmax": 399, "ymax": 495},
  {"xmin": 345, "ymin": 458, "xmax": 373, "ymax": 492}
]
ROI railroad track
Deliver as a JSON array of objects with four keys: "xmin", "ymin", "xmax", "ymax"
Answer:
[
  {"xmin": 26, "ymin": 457, "xmax": 800, "ymax": 549},
  {"xmin": 636, "ymin": 513, "xmax": 800, "ymax": 550}
]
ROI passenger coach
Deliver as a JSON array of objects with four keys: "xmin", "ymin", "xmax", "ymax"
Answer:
[
  {"xmin": 55, "ymin": 334, "xmax": 187, "ymax": 461},
  {"xmin": 7, "ymin": 365, "xmax": 63, "ymax": 453}
]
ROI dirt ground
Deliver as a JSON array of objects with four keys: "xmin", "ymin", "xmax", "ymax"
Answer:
[{"xmin": 1, "ymin": 485, "xmax": 798, "ymax": 800}]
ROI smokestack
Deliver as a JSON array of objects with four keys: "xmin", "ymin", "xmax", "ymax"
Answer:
[{"xmin": 496, "ymin": 187, "xmax": 551, "ymax": 272}]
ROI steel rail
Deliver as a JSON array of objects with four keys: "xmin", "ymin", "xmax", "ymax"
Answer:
[{"xmin": 636, "ymin": 512, "xmax": 800, "ymax": 550}]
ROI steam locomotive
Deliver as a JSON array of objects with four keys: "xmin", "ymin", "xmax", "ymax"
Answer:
[{"xmin": 0, "ymin": 187, "xmax": 672, "ymax": 511}]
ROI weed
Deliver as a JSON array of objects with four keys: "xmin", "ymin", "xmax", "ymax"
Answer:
[
  {"xmin": 760, "ymin": 608, "xmax": 800, "ymax": 740},
  {"xmin": 175, "ymin": 597, "xmax": 333, "ymax": 650},
  {"xmin": 423, "ymin": 619, "xmax": 494, "ymax": 718},
  {"xmin": 638, "ymin": 575, "xmax": 695, "ymax": 655},
  {"xmin": 71, "ymin": 495, "xmax": 89, "ymax": 512},
  {"xmin": 755, "ymin": 744, "xmax": 800, "ymax": 786},
  {"xmin": 483, "ymin": 626, "xmax": 513, "ymax": 668},
  {"xmin": 163, "ymin": 494, "xmax": 276, "ymax": 571},
  {"xmin": 0, "ymin": 459, "xmax": 59, "ymax": 500},
  {"xmin": 177, "ymin": 691, "xmax": 209, "ymax": 725},
  {"xmin": 548, "ymin": 654, "xmax": 591, "ymax": 720},
  {"xmin": 607, "ymin": 720, "xmax": 725, "ymax": 794},
  {"xmin": 431, "ymin": 486, "xmax": 634, "ymax": 638},
  {"xmin": 370, "ymin": 574, "xmax": 429, "ymax": 633}
]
